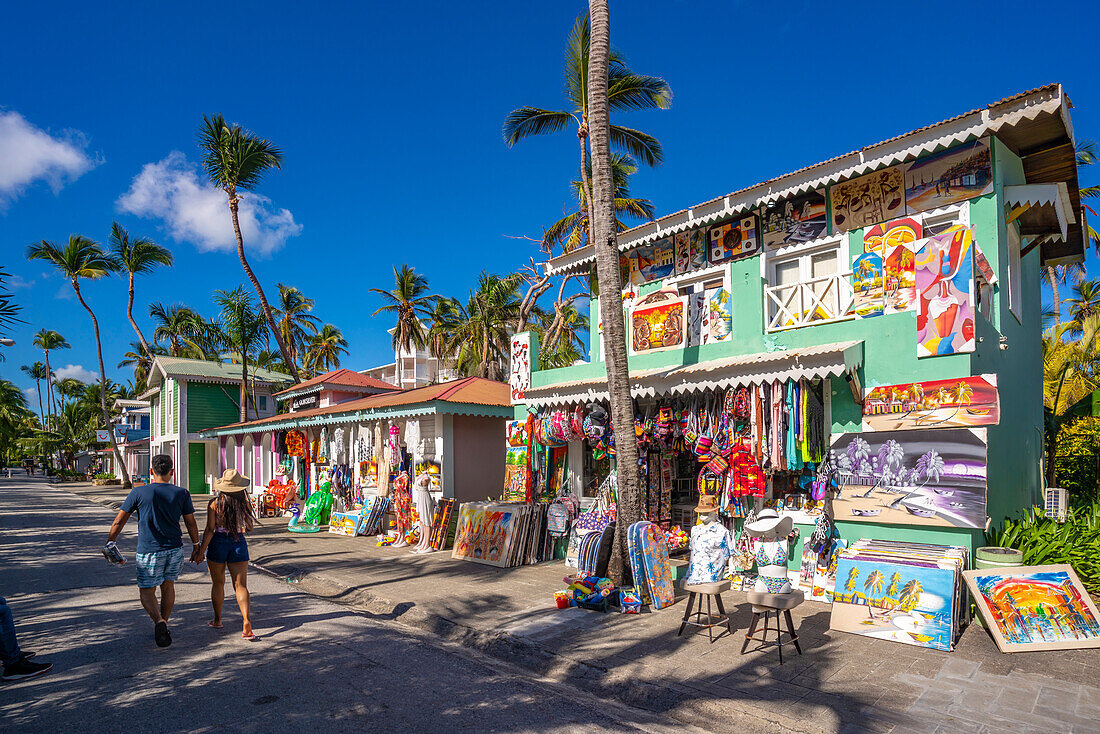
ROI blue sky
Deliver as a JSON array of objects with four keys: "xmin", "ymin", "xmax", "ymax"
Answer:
[{"xmin": 1, "ymin": 0, "xmax": 1097, "ymax": 399}]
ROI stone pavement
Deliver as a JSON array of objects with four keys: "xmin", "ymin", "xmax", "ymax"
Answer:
[
  {"xmin": 0, "ymin": 478, "xmax": 702, "ymax": 733},
  {"xmin": 60, "ymin": 481, "xmax": 1100, "ymax": 733}
]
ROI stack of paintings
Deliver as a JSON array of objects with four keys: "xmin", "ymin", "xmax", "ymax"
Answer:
[
  {"xmin": 451, "ymin": 501, "xmax": 551, "ymax": 568},
  {"xmin": 829, "ymin": 539, "xmax": 968, "ymax": 651}
]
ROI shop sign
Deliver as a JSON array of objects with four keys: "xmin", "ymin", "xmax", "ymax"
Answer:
[
  {"xmin": 292, "ymin": 393, "xmax": 319, "ymax": 411},
  {"xmin": 95, "ymin": 429, "xmax": 110, "ymax": 442}
]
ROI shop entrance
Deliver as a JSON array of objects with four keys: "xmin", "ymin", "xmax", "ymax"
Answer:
[{"xmin": 188, "ymin": 442, "xmax": 208, "ymax": 494}]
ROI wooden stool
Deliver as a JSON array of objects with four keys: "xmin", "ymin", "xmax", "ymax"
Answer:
[
  {"xmin": 740, "ymin": 588, "xmax": 804, "ymax": 664},
  {"xmin": 677, "ymin": 580, "xmax": 733, "ymax": 643}
]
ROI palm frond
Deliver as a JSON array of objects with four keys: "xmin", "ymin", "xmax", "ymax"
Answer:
[
  {"xmin": 607, "ymin": 69, "xmax": 673, "ymax": 112},
  {"xmin": 609, "ymin": 124, "xmax": 664, "ymax": 166},
  {"xmin": 503, "ymin": 107, "xmax": 576, "ymax": 146}
]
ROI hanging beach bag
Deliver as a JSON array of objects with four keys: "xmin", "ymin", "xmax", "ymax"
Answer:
[{"xmin": 547, "ymin": 500, "xmax": 570, "ymax": 536}]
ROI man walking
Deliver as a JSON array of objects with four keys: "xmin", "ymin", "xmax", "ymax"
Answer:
[{"xmin": 106, "ymin": 454, "xmax": 199, "ymax": 647}]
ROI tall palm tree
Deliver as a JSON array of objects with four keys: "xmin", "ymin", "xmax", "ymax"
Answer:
[
  {"xmin": 545, "ymin": 153, "xmax": 655, "ymax": 254},
  {"xmin": 304, "ymin": 324, "xmax": 349, "ymax": 376},
  {"xmin": 108, "ymin": 222, "xmax": 173, "ymax": 358},
  {"xmin": 369, "ymin": 264, "xmax": 434, "ymax": 385},
  {"xmin": 32, "ymin": 329, "xmax": 69, "ymax": 429},
  {"xmin": 55, "ymin": 378, "xmax": 87, "ymax": 409},
  {"xmin": 273, "ymin": 284, "xmax": 321, "ymax": 371},
  {"xmin": 118, "ymin": 340, "xmax": 163, "ymax": 391},
  {"xmin": 20, "ymin": 362, "xmax": 47, "ymax": 422},
  {"xmin": 149, "ymin": 303, "xmax": 205, "ymax": 357},
  {"xmin": 253, "ymin": 348, "xmax": 289, "ymax": 375},
  {"xmin": 198, "ymin": 114, "xmax": 299, "ymax": 382},
  {"xmin": 451, "ymin": 273, "xmax": 522, "ymax": 380},
  {"xmin": 1065, "ymin": 279, "xmax": 1100, "ymax": 335},
  {"xmin": 0, "ymin": 380, "xmax": 33, "ymax": 463},
  {"xmin": 427, "ymin": 297, "xmax": 463, "ymax": 371},
  {"xmin": 503, "ymin": 11, "xmax": 671, "ymax": 244},
  {"xmin": 585, "ymin": 0, "xmax": 644, "ymax": 586},
  {"xmin": 27, "ymin": 236, "xmax": 130, "ymax": 488},
  {"xmin": 1042, "ymin": 262, "xmax": 1086, "ymax": 328},
  {"xmin": 1042, "ymin": 318, "xmax": 1100, "ymax": 484},
  {"xmin": 212, "ymin": 287, "xmax": 268, "ymax": 422}
]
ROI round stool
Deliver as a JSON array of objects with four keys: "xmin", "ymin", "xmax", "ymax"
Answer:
[
  {"xmin": 740, "ymin": 588, "xmax": 804, "ymax": 664},
  {"xmin": 677, "ymin": 580, "xmax": 733, "ymax": 643}
]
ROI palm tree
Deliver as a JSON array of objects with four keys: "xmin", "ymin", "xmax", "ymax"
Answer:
[
  {"xmin": 451, "ymin": 273, "xmax": 522, "ymax": 380},
  {"xmin": 32, "ymin": 329, "xmax": 69, "ymax": 429},
  {"xmin": 273, "ymin": 284, "xmax": 321, "ymax": 371},
  {"xmin": 544, "ymin": 153, "xmax": 656, "ymax": 254},
  {"xmin": 55, "ymin": 378, "xmax": 87, "ymax": 409},
  {"xmin": 1076, "ymin": 140, "xmax": 1100, "ymax": 251},
  {"xmin": 20, "ymin": 362, "xmax": 47, "ymax": 422},
  {"xmin": 108, "ymin": 222, "xmax": 173, "ymax": 358},
  {"xmin": 303, "ymin": 324, "xmax": 348, "ymax": 376},
  {"xmin": 539, "ymin": 301, "xmax": 589, "ymax": 369},
  {"xmin": 197, "ymin": 114, "xmax": 299, "ymax": 382},
  {"xmin": 369, "ymin": 264, "xmax": 434, "ymax": 385},
  {"xmin": 253, "ymin": 348, "xmax": 289, "ymax": 375},
  {"xmin": 149, "ymin": 303, "xmax": 205, "ymax": 357},
  {"xmin": 898, "ymin": 579, "xmax": 924, "ymax": 612},
  {"xmin": 427, "ymin": 297, "xmax": 463, "ymax": 374},
  {"xmin": 503, "ymin": 11, "xmax": 671, "ymax": 246},
  {"xmin": 885, "ymin": 572, "xmax": 902, "ymax": 609},
  {"xmin": 1042, "ymin": 262, "xmax": 1086, "ymax": 328},
  {"xmin": 843, "ymin": 567, "xmax": 861, "ymax": 602},
  {"xmin": 0, "ymin": 269, "xmax": 23, "ymax": 346},
  {"xmin": 27, "ymin": 236, "xmax": 129, "ymax": 488},
  {"xmin": 585, "ymin": 0, "xmax": 644, "ymax": 586},
  {"xmin": 0, "ymin": 380, "xmax": 34, "ymax": 464},
  {"xmin": 1042, "ymin": 318, "xmax": 1100, "ymax": 484},
  {"xmin": 864, "ymin": 570, "xmax": 886, "ymax": 615},
  {"xmin": 1065, "ymin": 279, "xmax": 1100, "ymax": 335},
  {"xmin": 118, "ymin": 340, "xmax": 163, "ymax": 391},
  {"xmin": 211, "ymin": 287, "xmax": 268, "ymax": 422}
]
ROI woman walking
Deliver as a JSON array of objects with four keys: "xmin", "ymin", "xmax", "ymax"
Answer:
[{"xmin": 194, "ymin": 469, "xmax": 258, "ymax": 640}]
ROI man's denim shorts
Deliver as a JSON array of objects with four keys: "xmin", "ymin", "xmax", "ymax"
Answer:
[{"xmin": 135, "ymin": 546, "xmax": 185, "ymax": 588}]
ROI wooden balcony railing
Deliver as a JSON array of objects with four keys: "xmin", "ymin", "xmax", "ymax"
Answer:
[{"xmin": 765, "ymin": 271, "xmax": 855, "ymax": 332}]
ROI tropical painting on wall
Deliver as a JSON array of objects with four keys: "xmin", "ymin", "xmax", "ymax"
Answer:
[
  {"xmin": 916, "ymin": 225, "xmax": 975, "ymax": 357},
  {"xmin": 829, "ymin": 428, "xmax": 987, "ymax": 529},
  {"xmin": 638, "ymin": 238, "xmax": 676, "ymax": 282},
  {"xmin": 848, "ymin": 252, "xmax": 884, "ymax": 318},
  {"xmin": 830, "ymin": 556, "xmax": 959, "ymax": 651},
  {"xmin": 863, "ymin": 375, "xmax": 999, "ymax": 432},
  {"xmin": 704, "ymin": 287, "xmax": 732, "ymax": 343},
  {"xmin": 630, "ymin": 294, "xmax": 687, "ymax": 355},
  {"xmin": 905, "ymin": 139, "xmax": 992, "ymax": 212},
  {"xmin": 758, "ymin": 190, "xmax": 827, "ymax": 249},
  {"xmin": 708, "ymin": 216, "xmax": 758, "ymax": 263},
  {"xmin": 675, "ymin": 228, "xmax": 708, "ymax": 274},
  {"xmin": 452, "ymin": 502, "xmax": 519, "ymax": 568},
  {"xmin": 829, "ymin": 166, "xmax": 905, "ymax": 233},
  {"xmin": 964, "ymin": 565, "xmax": 1100, "ymax": 652}
]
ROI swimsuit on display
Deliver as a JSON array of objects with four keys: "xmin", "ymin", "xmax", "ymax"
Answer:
[
  {"xmin": 755, "ymin": 542, "xmax": 788, "ymax": 567},
  {"xmin": 759, "ymin": 575, "xmax": 790, "ymax": 594}
]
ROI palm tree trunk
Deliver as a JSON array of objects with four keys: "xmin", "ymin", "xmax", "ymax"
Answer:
[
  {"xmin": 228, "ymin": 192, "xmax": 301, "ymax": 383},
  {"xmin": 42, "ymin": 350, "xmax": 52, "ymax": 429},
  {"xmin": 73, "ymin": 280, "xmax": 131, "ymax": 490},
  {"xmin": 35, "ymin": 377, "xmax": 44, "ymax": 425},
  {"xmin": 587, "ymin": 0, "xmax": 642, "ymax": 586},
  {"xmin": 239, "ymin": 357, "xmax": 248, "ymax": 423},
  {"xmin": 578, "ymin": 125, "xmax": 594, "ymax": 248},
  {"xmin": 1051, "ymin": 275, "xmax": 1061, "ymax": 328},
  {"xmin": 127, "ymin": 273, "xmax": 154, "ymax": 357}
]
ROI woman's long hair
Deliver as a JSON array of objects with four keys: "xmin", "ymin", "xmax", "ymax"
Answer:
[{"xmin": 209, "ymin": 491, "xmax": 255, "ymax": 539}]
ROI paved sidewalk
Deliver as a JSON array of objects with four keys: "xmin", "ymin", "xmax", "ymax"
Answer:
[{"xmin": 61, "ymin": 482, "xmax": 1100, "ymax": 733}]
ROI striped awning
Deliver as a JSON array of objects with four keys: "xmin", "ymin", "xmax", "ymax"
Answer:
[{"xmin": 522, "ymin": 341, "xmax": 863, "ymax": 407}]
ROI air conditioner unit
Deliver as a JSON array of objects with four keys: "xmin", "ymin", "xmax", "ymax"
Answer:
[{"xmin": 1044, "ymin": 487, "xmax": 1068, "ymax": 523}]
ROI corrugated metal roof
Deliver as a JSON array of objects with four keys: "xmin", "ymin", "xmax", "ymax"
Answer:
[
  {"xmin": 522, "ymin": 342, "xmax": 862, "ymax": 406},
  {"xmin": 201, "ymin": 376, "xmax": 511, "ymax": 434},
  {"xmin": 150, "ymin": 356, "xmax": 294, "ymax": 387},
  {"xmin": 273, "ymin": 368, "xmax": 398, "ymax": 397}
]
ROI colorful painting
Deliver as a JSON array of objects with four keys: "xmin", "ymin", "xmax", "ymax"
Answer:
[
  {"xmin": 829, "ymin": 428, "xmax": 987, "ymax": 529},
  {"xmin": 964, "ymin": 565, "xmax": 1100, "ymax": 653},
  {"xmin": 863, "ymin": 375, "xmax": 999, "ymax": 432},
  {"xmin": 883, "ymin": 238, "xmax": 920, "ymax": 314},
  {"xmin": 830, "ymin": 166, "xmax": 906, "ymax": 233},
  {"xmin": 758, "ymin": 190, "xmax": 827, "ymax": 249},
  {"xmin": 509, "ymin": 332, "xmax": 531, "ymax": 403},
  {"xmin": 830, "ymin": 556, "xmax": 959, "ymax": 651},
  {"xmin": 638, "ymin": 238, "xmax": 675, "ymax": 282},
  {"xmin": 620, "ymin": 253, "xmax": 644, "ymax": 287},
  {"xmin": 451, "ymin": 502, "xmax": 520, "ymax": 568},
  {"xmin": 810, "ymin": 539, "xmax": 848, "ymax": 603},
  {"xmin": 905, "ymin": 139, "xmax": 992, "ymax": 213},
  {"xmin": 686, "ymin": 292, "xmax": 706, "ymax": 347},
  {"xmin": 640, "ymin": 522, "xmax": 676, "ymax": 609},
  {"xmin": 705, "ymin": 287, "xmax": 732, "ymax": 343},
  {"xmin": 708, "ymin": 216, "xmax": 758, "ymax": 263},
  {"xmin": 863, "ymin": 217, "xmax": 922, "ymax": 256},
  {"xmin": 328, "ymin": 511, "xmax": 361, "ymax": 536},
  {"xmin": 630, "ymin": 294, "xmax": 687, "ymax": 355},
  {"xmin": 849, "ymin": 252, "xmax": 884, "ymax": 318},
  {"xmin": 916, "ymin": 225, "xmax": 975, "ymax": 357},
  {"xmin": 627, "ymin": 521, "xmax": 652, "ymax": 605},
  {"xmin": 674, "ymin": 228, "xmax": 708, "ymax": 273}
]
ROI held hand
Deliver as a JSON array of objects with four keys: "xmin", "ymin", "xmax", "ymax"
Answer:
[{"xmin": 190, "ymin": 547, "xmax": 205, "ymax": 564}]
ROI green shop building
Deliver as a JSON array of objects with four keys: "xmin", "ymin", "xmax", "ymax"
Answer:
[{"xmin": 509, "ymin": 84, "xmax": 1085, "ymax": 560}]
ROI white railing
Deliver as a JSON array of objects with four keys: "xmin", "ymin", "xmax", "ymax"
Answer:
[{"xmin": 765, "ymin": 271, "xmax": 855, "ymax": 332}]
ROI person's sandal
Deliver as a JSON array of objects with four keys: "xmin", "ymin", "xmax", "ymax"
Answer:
[{"xmin": 154, "ymin": 621, "xmax": 172, "ymax": 647}]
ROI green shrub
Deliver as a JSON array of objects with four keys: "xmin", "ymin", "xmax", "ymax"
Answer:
[
  {"xmin": 1054, "ymin": 417, "xmax": 1100, "ymax": 502},
  {"xmin": 986, "ymin": 500, "xmax": 1100, "ymax": 595},
  {"xmin": 94, "ymin": 472, "xmax": 116, "ymax": 480}
]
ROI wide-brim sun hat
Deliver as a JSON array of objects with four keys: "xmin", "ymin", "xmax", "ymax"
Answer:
[
  {"xmin": 694, "ymin": 495, "xmax": 720, "ymax": 514},
  {"xmin": 744, "ymin": 508, "xmax": 793, "ymax": 537},
  {"xmin": 214, "ymin": 469, "xmax": 250, "ymax": 493}
]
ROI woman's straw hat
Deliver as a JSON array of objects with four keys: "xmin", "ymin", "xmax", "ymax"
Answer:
[{"xmin": 213, "ymin": 469, "xmax": 250, "ymax": 494}]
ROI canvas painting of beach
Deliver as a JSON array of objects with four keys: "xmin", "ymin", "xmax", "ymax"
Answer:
[
  {"xmin": 452, "ymin": 502, "xmax": 519, "ymax": 568},
  {"xmin": 905, "ymin": 139, "xmax": 992, "ymax": 213},
  {"xmin": 758, "ymin": 189, "xmax": 827, "ymax": 249},
  {"xmin": 830, "ymin": 556, "xmax": 959, "ymax": 651},
  {"xmin": 863, "ymin": 375, "xmax": 999, "ymax": 431},
  {"xmin": 964, "ymin": 565, "xmax": 1100, "ymax": 653},
  {"xmin": 829, "ymin": 428, "xmax": 987, "ymax": 529}
]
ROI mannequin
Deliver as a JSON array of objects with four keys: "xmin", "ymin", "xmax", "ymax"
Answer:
[
  {"xmin": 743, "ymin": 508, "xmax": 794, "ymax": 595},
  {"xmin": 684, "ymin": 495, "xmax": 735, "ymax": 585},
  {"xmin": 411, "ymin": 472, "xmax": 436, "ymax": 554}
]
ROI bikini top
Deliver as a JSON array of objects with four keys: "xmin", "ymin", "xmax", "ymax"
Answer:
[{"xmin": 755, "ymin": 542, "xmax": 787, "ymax": 567}]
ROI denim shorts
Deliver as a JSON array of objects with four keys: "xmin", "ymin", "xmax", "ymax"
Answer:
[
  {"xmin": 135, "ymin": 546, "xmax": 185, "ymax": 588},
  {"xmin": 207, "ymin": 532, "xmax": 249, "ymax": 564}
]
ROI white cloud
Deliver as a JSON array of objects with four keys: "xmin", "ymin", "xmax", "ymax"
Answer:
[
  {"xmin": 117, "ymin": 151, "xmax": 302, "ymax": 256},
  {"xmin": 7, "ymin": 275, "xmax": 34, "ymax": 290},
  {"xmin": 23, "ymin": 387, "xmax": 36, "ymax": 400},
  {"xmin": 0, "ymin": 111, "xmax": 97, "ymax": 207},
  {"xmin": 53, "ymin": 364, "xmax": 98, "ymax": 383}
]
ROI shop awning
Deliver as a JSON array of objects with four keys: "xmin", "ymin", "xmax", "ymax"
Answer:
[
  {"xmin": 1003, "ymin": 183, "xmax": 1076, "ymax": 248},
  {"xmin": 523, "ymin": 341, "xmax": 863, "ymax": 407}
]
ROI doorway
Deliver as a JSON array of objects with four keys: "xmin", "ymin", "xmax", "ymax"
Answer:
[{"xmin": 188, "ymin": 443, "xmax": 208, "ymax": 494}]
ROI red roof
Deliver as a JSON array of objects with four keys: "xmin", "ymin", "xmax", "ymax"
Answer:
[{"xmin": 274, "ymin": 368, "xmax": 398, "ymax": 397}]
